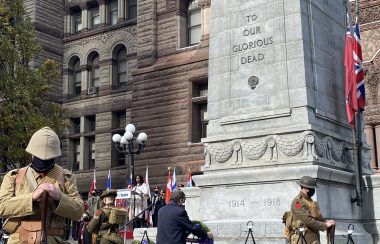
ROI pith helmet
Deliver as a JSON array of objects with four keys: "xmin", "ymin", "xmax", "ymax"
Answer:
[
  {"xmin": 26, "ymin": 127, "xmax": 61, "ymax": 160},
  {"xmin": 100, "ymin": 189, "xmax": 118, "ymax": 199},
  {"xmin": 297, "ymin": 176, "xmax": 318, "ymax": 188}
]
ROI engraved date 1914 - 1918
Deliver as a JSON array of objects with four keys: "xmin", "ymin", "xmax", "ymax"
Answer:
[{"xmin": 228, "ymin": 198, "xmax": 281, "ymax": 208}]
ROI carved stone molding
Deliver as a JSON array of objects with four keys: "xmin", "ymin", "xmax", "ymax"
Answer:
[
  {"xmin": 365, "ymin": 65, "xmax": 380, "ymax": 105},
  {"xmin": 203, "ymin": 131, "xmax": 371, "ymax": 171},
  {"xmin": 199, "ymin": 0, "xmax": 211, "ymax": 9},
  {"xmin": 355, "ymin": 0, "xmax": 380, "ymax": 25}
]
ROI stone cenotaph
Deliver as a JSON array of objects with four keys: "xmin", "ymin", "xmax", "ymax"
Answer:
[{"xmin": 183, "ymin": 0, "xmax": 374, "ymax": 243}]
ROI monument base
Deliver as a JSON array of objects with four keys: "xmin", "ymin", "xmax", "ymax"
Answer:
[{"xmin": 182, "ymin": 165, "xmax": 374, "ymax": 244}]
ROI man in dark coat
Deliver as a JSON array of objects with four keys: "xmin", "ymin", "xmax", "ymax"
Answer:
[
  {"xmin": 150, "ymin": 186, "xmax": 165, "ymax": 227},
  {"xmin": 156, "ymin": 190, "xmax": 213, "ymax": 244}
]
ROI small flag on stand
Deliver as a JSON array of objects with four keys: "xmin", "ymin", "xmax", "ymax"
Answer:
[
  {"xmin": 128, "ymin": 171, "xmax": 133, "ymax": 189},
  {"xmin": 165, "ymin": 168, "xmax": 172, "ymax": 204},
  {"xmin": 89, "ymin": 169, "xmax": 96, "ymax": 193},
  {"xmin": 106, "ymin": 169, "xmax": 111, "ymax": 190},
  {"xmin": 171, "ymin": 168, "xmax": 177, "ymax": 191},
  {"xmin": 186, "ymin": 169, "xmax": 192, "ymax": 187},
  {"xmin": 145, "ymin": 166, "xmax": 151, "ymax": 198}
]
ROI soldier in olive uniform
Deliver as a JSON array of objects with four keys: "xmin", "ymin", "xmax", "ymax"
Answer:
[
  {"xmin": 87, "ymin": 189, "xmax": 124, "ymax": 244},
  {"xmin": 0, "ymin": 127, "xmax": 84, "ymax": 244},
  {"xmin": 289, "ymin": 176, "xmax": 335, "ymax": 244}
]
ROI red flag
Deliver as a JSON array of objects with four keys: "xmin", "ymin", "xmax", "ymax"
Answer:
[
  {"xmin": 165, "ymin": 170, "xmax": 172, "ymax": 204},
  {"xmin": 89, "ymin": 169, "xmax": 96, "ymax": 193},
  {"xmin": 186, "ymin": 169, "xmax": 192, "ymax": 187},
  {"xmin": 345, "ymin": 13, "xmax": 358, "ymax": 128},
  {"xmin": 353, "ymin": 17, "xmax": 365, "ymax": 110}
]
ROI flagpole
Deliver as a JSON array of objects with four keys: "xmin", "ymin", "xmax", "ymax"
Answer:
[{"xmin": 345, "ymin": 0, "xmax": 362, "ymax": 207}]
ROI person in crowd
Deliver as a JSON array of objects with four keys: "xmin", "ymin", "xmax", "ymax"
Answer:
[
  {"xmin": 156, "ymin": 190, "xmax": 213, "ymax": 244},
  {"xmin": 129, "ymin": 175, "xmax": 148, "ymax": 228},
  {"xmin": 0, "ymin": 127, "xmax": 83, "ymax": 243},
  {"xmin": 288, "ymin": 176, "xmax": 335, "ymax": 244},
  {"xmin": 79, "ymin": 212, "xmax": 92, "ymax": 244},
  {"xmin": 87, "ymin": 189, "xmax": 124, "ymax": 244},
  {"xmin": 87, "ymin": 190, "xmax": 101, "ymax": 218},
  {"xmin": 150, "ymin": 186, "xmax": 166, "ymax": 227},
  {"xmin": 178, "ymin": 184, "xmax": 185, "ymax": 190}
]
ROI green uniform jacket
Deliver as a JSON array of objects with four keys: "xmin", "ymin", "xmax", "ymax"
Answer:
[
  {"xmin": 0, "ymin": 165, "xmax": 83, "ymax": 244},
  {"xmin": 290, "ymin": 192, "xmax": 327, "ymax": 244},
  {"xmin": 87, "ymin": 204, "xmax": 123, "ymax": 244}
]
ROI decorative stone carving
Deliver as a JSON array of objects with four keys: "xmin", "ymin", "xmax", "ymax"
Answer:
[
  {"xmin": 248, "ymin": 76, "xmax": 259, "ymax": 91},
  {"xmin": 199, "ymin": 0, "xmax": 211, "ymax": 9},
  {"xmin": 365, "ymin": 65, "xmax": 380, "ymax": 105},
  {"xmin": 203, "ymin": 131, "xmax": 365, "ymax": 169},
  {"xmin": 276, "ymin": 133, "xmax": 305, "ymax": 157},
  {"xmin": 314, "ymin": 134, "xmax": 349, "ymax": 165},
  {"xmin": 241, "ymin": 138, "xmax": 268, "ymax": 160}
]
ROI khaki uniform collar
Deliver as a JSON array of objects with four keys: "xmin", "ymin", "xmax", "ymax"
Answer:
[{"xmin": 299, "ymin": 191, "xmax": 312, "ymax": 201}]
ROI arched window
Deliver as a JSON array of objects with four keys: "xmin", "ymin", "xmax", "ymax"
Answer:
[
  {"xmin": 68, "ymin": 56, "xmax": 81, "ymax": 97},
  {"xmin": 187, "ymin": 0, "xmax": 201, "ymax": 46},
  {"xmin": 112, "ymin": 45, "xmax": 127, "ymax": 89},
  {"xmin": 88, "ymin": 52, "xmax": 100, "ymax": 94}
]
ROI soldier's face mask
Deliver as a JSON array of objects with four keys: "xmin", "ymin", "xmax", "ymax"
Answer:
[
  {"xmin": 31, "ymin": 156, "xmax": 55, "ymax": 173},
  {"xmin": 307, "ymin": 188, "xmax": 316, "ymax": 198}
]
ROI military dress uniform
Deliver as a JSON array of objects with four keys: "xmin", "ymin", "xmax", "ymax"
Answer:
[
  {"xmin": 289, "ymin": 176, "xmax": 328, "ymax": 244},
  {"xmin": 0, "ymin": 127, "xmax": 83, "ymax": 244},
  {"xmin": 87, "ymin": 190, "xmax": 124, "ymax": 244}
]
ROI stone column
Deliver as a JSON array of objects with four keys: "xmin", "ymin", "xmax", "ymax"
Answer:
[
  {"xmin": 364, "ymin": 125, "xmax": 377, "ymax": 169},
  {"xmin": 118, "ymin": 0, "xmax": 126, "ymax": 21},
  {"xmin": 99, "ymin": 0, "xmax": 107, "ymax": 26},
  {"xmin": 375, "ymin": 125, "xmax": 380, "ymax": 169},
  {"xmin": 79, "ymin": 117, "xmax": 86, "ymax": 170},
  {"xmin": 199, "ymin": 0, "xmax": 211, "ymax": 36},
  {"xmin": 81, "ymin": 3, "xmax": 89, "ymax": 31}
]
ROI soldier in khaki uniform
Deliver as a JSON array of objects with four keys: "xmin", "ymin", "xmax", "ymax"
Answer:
[
  {"xmin": 0, "ymin": 127, "xmax": 83, "ymax": 244},
  {"xmin": 87, "ymin": 189, "xmax": 125, "ymax": 244},
  {"xmin": 289, "ymin": 176, "xmax": 335, "ymax": 244}
]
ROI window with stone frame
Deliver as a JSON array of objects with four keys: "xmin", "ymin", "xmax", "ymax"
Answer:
[
  {"xmin": 112, "ymin": 45, "xmax": 128, "ymax": 89},
  {"xmin": 70, "ymin": 117, "xmax": 81, "ymax": 135},
  {"xmin": 111, "ymin": 132, "xmax": 127, "ymax": 167},
  {"xmin": 90, "ymin": 6, "xmax": 100, "ymax": 29},
  {"xmin": 127, "ymin": 0, "xmax": 137, "ymax": 20},
  {"xmin": 88, "ymin": 137, "xmax": 96, "ymax": 169},
  {"xmin": 85, "ymin": 115, "xmax": 96, "ymax": 133},
  {"xmin": 88, "ymin": 52, "xmax": 100, "ymax": 94},
  {"xmin": 191, "ymin": 81, "xmax": 208, "ymax": 142},
  {"xmin": 72, "ymin": 139, "xmax": 80, "ymax": 171},
  {"xmin": 187, "ymin": 0, "xmax": 201, "ymax": 46},
  {"xmin": 73, "ymin": 10, "xmax": 82, "ymax": 33},
  {"xmin": 109, "ymin": 0, "xmax": 118, "ymax": 25},
  {"xmin": 68, "ymin": 56, "xmax": 81, "ymax": 97},
  {"xmin": 112, "ymin": 110, "xmax": 127, "ymax": 129}
]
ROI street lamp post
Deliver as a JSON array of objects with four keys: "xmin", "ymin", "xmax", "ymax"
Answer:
[{"xmin": 112, "ymin": 124, "xmax": 148, "ymax": 188}]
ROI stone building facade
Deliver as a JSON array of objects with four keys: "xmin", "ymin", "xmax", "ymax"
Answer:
[
  {"xmin": 359, "ymin": 0, "xmax": 380, "ymax": 172},
  {"xmin": 54, "ymin": 0, "xmax": 211, "ymax": 192}
]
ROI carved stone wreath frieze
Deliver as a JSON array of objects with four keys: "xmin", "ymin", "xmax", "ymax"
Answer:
[{"xmin": 204, "ymin": 131, "xmax": 371, "ymax": 171}]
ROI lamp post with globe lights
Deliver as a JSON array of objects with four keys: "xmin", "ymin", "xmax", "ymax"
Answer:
[{"xmin": 112, "ymin": 124, "xmax": 148, "ymax": 188}]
